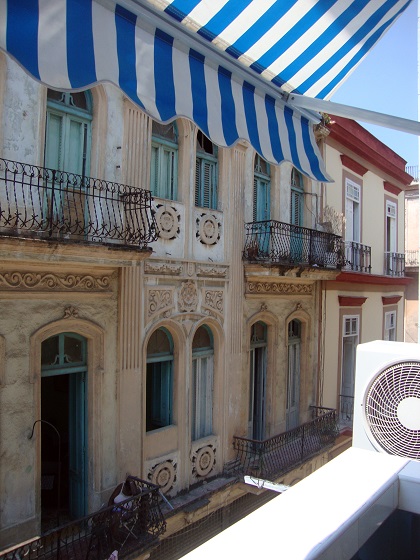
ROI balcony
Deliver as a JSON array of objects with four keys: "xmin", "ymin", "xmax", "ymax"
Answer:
[
  {"xmin": 0, "ymin": 158, "xmax": 158, "ymax": 250},
  {"xmin": 233, "ymin": 407, "xmax": 338, "ymax": 481},
  {"xmin": 343, "ymin": 241, "xmax": 371, "ymax": 273},
  {"xmin": 243, "ymin": 221, "xmax": 343, "ymax": 269},
  {"xmin": 384, "ymin": 252, "xmax": 405, "ymax": 276},
  {"xmin": 0, "ymin": 477, "xmax": 166, "ymax": 560},
  {"xmin": 405, "ymin": 249, "xmax": 419, "ymax": 268}
]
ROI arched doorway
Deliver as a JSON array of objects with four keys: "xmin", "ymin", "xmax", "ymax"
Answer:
[
  {"xmin": 41, "ymin": 332, "xmax": 87, "ymax": 525},
  {"xmin": 249, "ymin": 322, "xmax": 267, "ymax": 440},
  {"xmin": 191, "ymin": 325, "xmax": 214, "ymax": 441},
  {"xmin": 286, "ymin": 320, "xmax": 301, "ymax": 430}
]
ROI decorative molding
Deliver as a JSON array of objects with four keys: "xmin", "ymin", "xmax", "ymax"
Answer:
[
  {"xmin": 384, "ymin": 181, "xmax": 402, "ymax": 196},
  {"xmin": 178, "ymin": 280, "xmax": 198, "ymax": 312},
  {"xmin": 155, "ymin": 204, "xmax": 180, "ymax": 240},
  {"xmin": 382, "ymin": 295, "xmax": 402, "ymax": 305},
  {"xmin": 191, "ymin": 445, "xmax": 216, "ymax": 479},
  {"xmin": 203, "ymin": 289, "xmax": 224, "ymax": 318},
  {"xmin": 0, "ymin": 271, "xmax": 112, "ymax": 291},
  {"xmin": 340, "ymin": 154, "xmax": 368, "ymax": 176},
  {"xmin": 246, "ymin": 282, "xmax": 313, "ymax": 296},
  {"xmin": 148, "ymin": 460, "xmax": 177, "ymax": 494},
  {"xmin": 260, "ymin": 303, "xmax": 268, "ymax": 312},
  {"xmin": 196, "ymin": 213, "xmax": 221, "ymax": 245},
  {"xmin": 147, "ymin": 288, "xmax": 174, "ymax": 319},
  {"xmin": 64, "ymin": 306, "xmax": 79, "ymax": 319},
  {"xmin": 144, "ymin": 261, "xmax": 183, "ymax": 275},
  {"xmin": 196, "ymin": 264, "xmax": 227, "ymax": 278},
  {"xmin": 187, "ymin": 262, "xmax": 195, "ymax": 277},
  {"xmin": 338, "ymin": 296, "xmax": 368, "ymax": 307}
]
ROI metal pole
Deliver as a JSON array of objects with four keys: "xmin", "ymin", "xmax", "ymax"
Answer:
[{"xmin": 29, "ymin": 419, "xmax": 61, "ymax": 527}]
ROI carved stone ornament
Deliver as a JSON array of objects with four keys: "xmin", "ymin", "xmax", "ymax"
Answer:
[
  {"xmin": 247, "ymin": 282, "xmax": 313, "ymax": 296},
  {"xmin": 203, "ymin": 290, "xmax": 224, "ymax": 317},
  {"xmin": 0, "ymin": 271, "xmax": 111, "ymax": 291},
  {"xmin": 196, "ymin": 214, "xmax": 221, "ymax": 245},
  {"xmin": 144, "ymin": 261, "xmax": 182, "ymax": 275},
  {"xmin": 178, "ymin": 280, "xmax": 198, "ymax": 312},
  {"xmin": 149, "ymin": 460, "xmax": 176, "ymax": 494},
  {"xmin": 156, "ymin": 204, "xmax": 180, "ymax": 240},
  {"xmin": 64, "ymin": 306, "xmax": 79, "ymax": 319},
  {"xmin": 260, "ymin": 303, "xmax": 268, "ymax": 312},
  {"xmin": 192, "ymin": 445, "xmax": 216, "ymax": 478},
  {"xmin": 196, "ymin": 265, "xmax": 227, "ymax": 278},
  {"xmin": 148, "ymin": 288, "xmax": 173, "ymax": 318}
]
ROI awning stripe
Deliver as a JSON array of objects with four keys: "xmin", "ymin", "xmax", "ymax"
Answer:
[
  {"xmin": 67, "ymin": 0, "xmax": 95, "ymax": 88},
  {"xmin": 0, "ymin": 0, "xmax": 331, "ymax": 181},
  {"xmin": 7, "ymin": 0, "xmax": 39, "ymax": 81}
]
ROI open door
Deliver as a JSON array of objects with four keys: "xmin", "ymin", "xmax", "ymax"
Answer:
[
  {"xmin": 249, "ymin": 322, "xmax": 267, "ymax": 441},
  {"xmin": 41, "ymin": 333, "xmax": 87, "ymax": 526},
  {"xmin": 286, "ymin": 320, "xmax": 301, "ymax": 430}
]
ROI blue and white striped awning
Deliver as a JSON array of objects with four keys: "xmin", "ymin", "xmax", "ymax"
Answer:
[{"xmin": 0, "ymin": 1, "xmax": 413, "ymax": 181}]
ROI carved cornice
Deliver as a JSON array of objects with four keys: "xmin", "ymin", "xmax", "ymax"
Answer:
[
  {"xmin": 196, "ymin": 264, "xmax": 228, "ymax": 278},
  {"xmin": 0, "ymin": 271, "xmax": 112, "ymax": 291},
  {"xmin": 144, "ymin": 262, "xmax": 183, "ymax": 275},
  {"xmin": 246, "ymin": 282, "xmax": 313, "ymax": 296}
]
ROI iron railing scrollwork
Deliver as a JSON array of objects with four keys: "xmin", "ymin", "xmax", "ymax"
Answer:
[
  {"xmin": 233, "ymin": 407, "xmax": 338, "ymax": 481},
  {"xmin": 243, "ymin": 220, "xmax": 343, "ymax": 269},
  {"xmin": 0, "ymin": 158, "xmax": 158, "ymax": 248},
  {"xmin": 339, "ymin": 394, "xmax": 354, "ymax": 424},
  {"xmin": 0, "ymin": 477, "xmax": 166, "ymax": 560},
  {"xmin": 405, "ymin": 250, "xmax": 419, "ymax": 267}
]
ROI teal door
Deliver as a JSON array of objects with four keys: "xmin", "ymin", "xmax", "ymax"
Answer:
[
  {"xmin": 286, "ymin": 321, "xmax": 301, "ymax": 430},
  {"xmin": 41, "ymin": 333, "xmax": 87, "ymax": 521},
  {"xmin": 290, "ymin": 169, "xmax": 304, "ymax": 263},
  {"xmin": 249, "ymin": 322, "xmax": 267, "ymax": 440},
  {"xmin": 69, "ymin": 371, "xmax": 87, "ymax": 519},
  {"xmin": 253, "ymin": 156, "xmax": 271, "ymax": 256}
]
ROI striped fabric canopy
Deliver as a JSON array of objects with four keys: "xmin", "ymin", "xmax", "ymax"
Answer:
[{"xmin": 0, "ymin": 1, "xmax": 412, "ymax": 181}]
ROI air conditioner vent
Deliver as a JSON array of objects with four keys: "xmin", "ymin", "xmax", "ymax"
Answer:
[{"xmin": 364, "ymin": 361, "xmax": 420, "ymax": 460}]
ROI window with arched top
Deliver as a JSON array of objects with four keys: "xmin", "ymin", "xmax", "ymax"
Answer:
[
  {"xmin": 195, "ymin": 131, "xmax": 218, "ymax": 209},
  {"xmin": 249, "ymin": 321, "xmax": 268, "ymax": 440},
  {"xmin": 45, "ymin": 90, "xmax": 92, "ymax": 176},
  {"xmin": 192, "ymin": 325, "xmax": 214, "ymax": 440},
  {"xmin": 287, "ymin": 319, "xmax": 301, "ymax": 430},
  {"xmin": 151, "ymin": 120, "xmax": 178, "ymax": 200},
  {"xmin": 253, "ymin": 154, "xmax": 271, "ymax": 222},
  {"xmin": 146, "ymin": 328, "xmax": 174, "ymax": 432},
  {"xmin": 290, "ymin": 168, "xmax": 304, "ymax": 227}
]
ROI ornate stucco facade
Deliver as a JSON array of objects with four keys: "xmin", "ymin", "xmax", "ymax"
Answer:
[{"xmin": 0, "ymin": 51, "xmax": 412, "ymax": 555}]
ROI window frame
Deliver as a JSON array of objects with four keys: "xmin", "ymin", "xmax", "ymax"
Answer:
[{"xmin": 150, "ymin": 122, "xmax": 179, "ymax": 200}]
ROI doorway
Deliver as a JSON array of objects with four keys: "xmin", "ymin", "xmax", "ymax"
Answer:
[
  {"xmin": 41, "ymin": 333, "xmax": 87, "ymax": 527},
  {"xmin": 286, "ymin": 320, "xmax": 301, "ymax": 430},
  {"xmin": 249, "ymin": 322, "xmax": 267, "ymax": 441}
]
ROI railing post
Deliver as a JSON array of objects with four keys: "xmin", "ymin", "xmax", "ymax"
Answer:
[{"xmin": 48, "ymin": 169, "xmax": 56, "ymax": 239}]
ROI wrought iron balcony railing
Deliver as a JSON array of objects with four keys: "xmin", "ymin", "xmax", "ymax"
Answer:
[
  {"xmin": 384, "ymin": 251, "xmax": 405, "ymax": 276},
  {"xmin": 243, "ymin": 221, "xmax": 343, "ymax": 269},
  {"xmin": 233, "ymin": 407, "xmax": 338, "ymax": 481},
  {"xmin": 0, "ymin": 158, "xmax": 158, "ymax": 248},
  {"xmin": 343, "ymin": 241, "xmax": 371, "ymax": 273},
  {"xmin": 405, "ymin": 249, "xmax": 419, "ymax": 267},
  {"xmin": 0, "ymin": 477, "xmax": 166, "ymax": 560}
]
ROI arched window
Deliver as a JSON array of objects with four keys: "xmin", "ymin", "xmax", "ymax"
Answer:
[
  {"xmin": 150, "ymin": 120, "xmax": 178, "ymax": 200},
  {"xmin": 195, "ymin": 130, "xmax": 218, "ymax": 209},
  {"xmin": 253, "ymin": 154, "xmax": 270, "ymax": 222},
  {"xmin": 290, "ymin": 168, "xmax": 304, "ymax": 227},
  {"xmin": 45, "ymin": 90, "xmax": 92, "ymax": 176},
  {"xmin": 192, "ymin": 325, "xmax": 214, "ymax": 440},
  {"xmin": 146, "ymin": 328, "xmax": 174, "ymax": 432},
  {"xmin": 249, "ymin": 321, "xmax": 267, "ymax": 440},
  {"xmin": 287, "ymin": 319, "xmax": 301, "ymax": 430}
]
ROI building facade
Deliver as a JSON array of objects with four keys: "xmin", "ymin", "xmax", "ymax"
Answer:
[
  {"xmin": 320, "ymin": 116, "xmax": 413, "ymax": 425},
  {"xmin": 0, "ymin": 51, "xmax": 413, "ymax": 555}
]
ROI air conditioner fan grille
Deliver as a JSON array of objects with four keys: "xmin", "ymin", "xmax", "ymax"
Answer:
[{"xmin": 365, "ymin": 361, "xmax": 420, "ymax": 460}]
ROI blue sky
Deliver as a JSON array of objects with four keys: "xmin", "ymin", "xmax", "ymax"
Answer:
[{"xmin": 331, "ymin": 0, "xmax": 418, "ymax": 167}]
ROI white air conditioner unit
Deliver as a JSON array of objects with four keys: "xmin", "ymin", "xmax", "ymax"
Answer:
[{"xmin": 352, "ymin": 340, "xmax": 420, "ymax": 460}]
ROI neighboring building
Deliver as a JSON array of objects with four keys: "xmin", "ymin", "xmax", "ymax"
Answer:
[
  {"xmin": 319, "ymin": 116, "xmax": 413, "ymax": 427},
  {"xmin": 0, "ymin": 60, "xmax": 413, "ymax": 560},
  {"xmin": 404, "ymin": 166, "xmax": 419, "ymax": 343}
]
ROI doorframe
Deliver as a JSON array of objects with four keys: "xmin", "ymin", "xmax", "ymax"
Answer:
[
  {"xmin": 285, "ymin": 308, "xmax": 311, "ymax": 427},
  {"xmin": 30, "ymin": 317, "xmax": 104, "ymax": 528}
]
